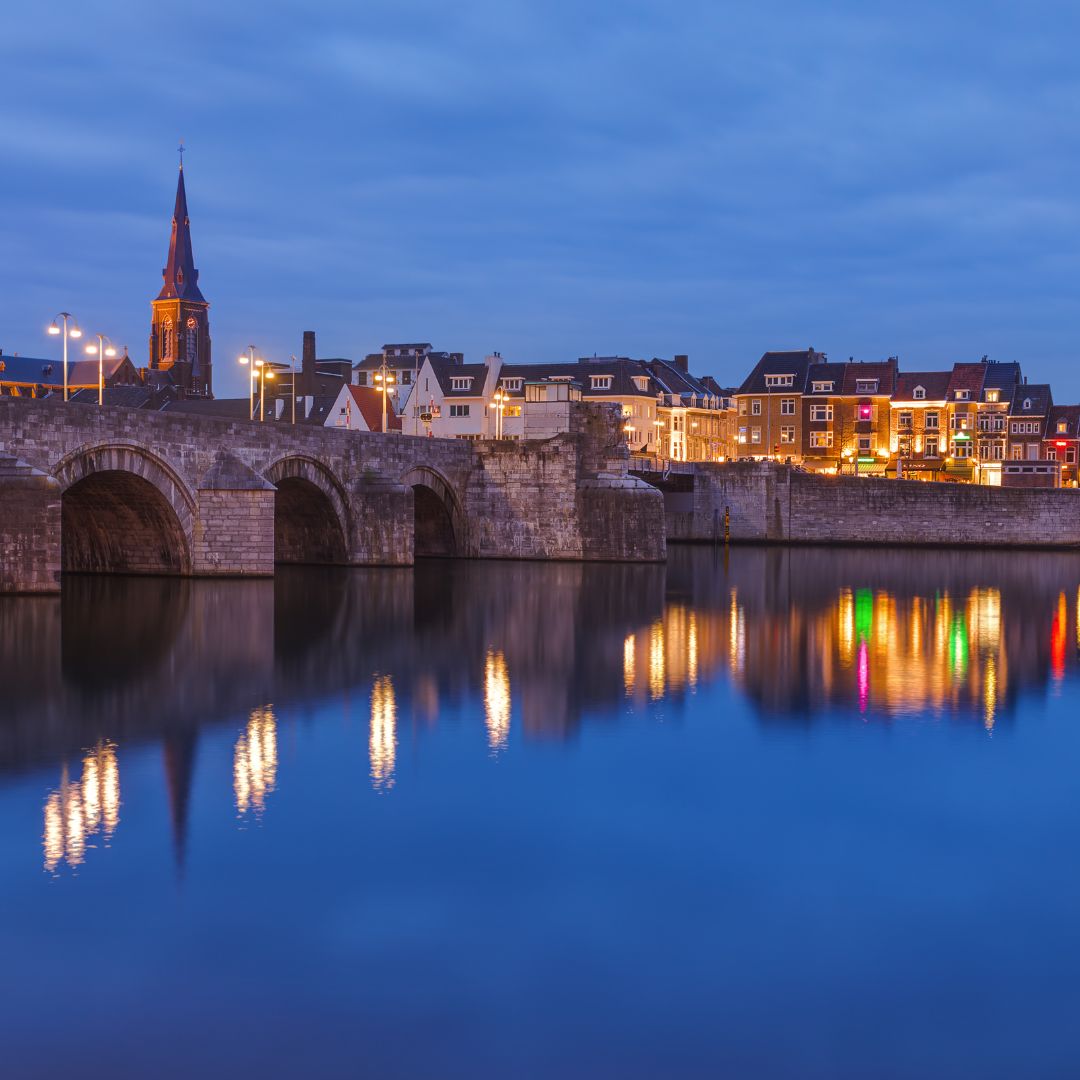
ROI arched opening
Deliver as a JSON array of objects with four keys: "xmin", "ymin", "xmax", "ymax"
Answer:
[
  {"xmin": 413, "ymin": 484, "xmax": 457, "ymax": 557},
  {"xmin": 62, "ymin": 470, "xmax": 191, "ymax": 575},
  {"xmin": 274, "ymin": 476, "xmax": 348, "ymax": 564}
]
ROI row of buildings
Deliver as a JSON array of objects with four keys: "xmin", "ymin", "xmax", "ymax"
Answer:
[{"xmin": 3, "ymin": 161, "xmax": 1078, "ymax": 485}]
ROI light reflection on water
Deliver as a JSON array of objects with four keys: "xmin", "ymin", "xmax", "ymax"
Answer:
[{"xmin": 5, "ymin": 548, "xmax": 1080, "ymax": 1076}]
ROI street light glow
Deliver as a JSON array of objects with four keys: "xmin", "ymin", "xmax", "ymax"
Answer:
[{"xmin": 47, "ymin": 324, "xmax": 60, "ymax": 336}]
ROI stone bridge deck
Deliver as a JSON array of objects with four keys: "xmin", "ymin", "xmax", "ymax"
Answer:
[{"xmin": 0, "ymin": 397, "xmax": 665, "ymax": 593}]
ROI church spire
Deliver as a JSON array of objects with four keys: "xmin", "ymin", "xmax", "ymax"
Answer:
[{"xmin": 157, "ymin": 160, "xmax": 206, "ymax": 302}]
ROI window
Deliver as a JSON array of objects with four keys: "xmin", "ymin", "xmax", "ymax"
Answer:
[
  {"xmin": 751, "ymin": 400, "xmax": 762, "ymax": 416},
  {"xmin": 897, "ymin": 410, "xmax": 913, "ymax": 428},
  {"xmin": 811, "ymin": 381, "xmax": 834, "ymax": 393},
  {"xmin": 764, "ymin": 374, "xmax": 794, "ymax": 388},
  {"xmin": 955, "ymin": 390, "xmax": 970, "ymax": 401},
  {"xmin": 856, "ymin": 379, "xmax": 878, "ymax": 394},
  {"xmin": 450, "ymin": 377, "xmax": 473, "ymax": 391},
  {"xmin": 986, "ymin": 390, "xmax": 1000, "ymax": 403},
  {"xmin": 1012, "ymin": 421, "xmax": 1040, "ymax": 435},
  {"xmin": 750, "ymin": 428, "xmax": 762, "ymax": 444},
  {"xmin": 952, "ymin": 441, "xmax": 972, "ymax": 459},
  {"xmin": 858, "ymin": 403, "xmax": 873, "ymax": 421},
  {"xmin": 185, "ymin": 317, "xmax": 198, "ymax": 366},
  {"xmin": 810, "ymin": 431, "xmax": 833, "ymax": 448},
  {"xmin": 1010, "ymin": 445, "xmax": 1023, "ymax": 460},
  {"xmin": 925, "ymin": 411, "xmax": 939, "ymax": 430},
  {"xmin": 1068, "ymin": 448, "xmax": 1077, "ymax": 464},
  {"xmin": 400, "ymin": 370, "xmax": 411, "ymax": 385},
  {"xmin": 502, "ymin": 378, "xmax": 523, "ymax": 391},
  {"xmin": 590, "ymin": 375, "xmax": 612, "ymax": 390},
  {"xmin": 160, "ymin": 317, "xmax": 173, "ymax": 361},
  {"xmin": 632, "ymin": 376, "xmax": 650, "ymax": 392},
  {"xmin": 858, "ymin": 436, "xmax": 872, "ymax": 455},
  {"xmin": 738, "ymin": 400, "xmax": 748, "ymax": 415},
  {"xmin": 810, "ymin": 404, "xmax": 833, "ymax": 422},
  {"xmin": 780, "ymin": 426, "xmax": 795, "ymax": 444},
  {"xmin": 925, "ymin": 437, "xmax": 939, "ymax": 458},
  {"xmin": 1047, "ymin": 448, "xmax": 1057, "ymax": 461},
  {"xmin": 780, "ymin": 398, "xmax": 795, "ymax": 415},
  {"xmin": 913, "ymin": 386, "xmax": 926, "ymax": 400},
  {"xmin": 1027, "ymin": 443, "xmax": 1039, "ymax": 460},
  {"xmin": 738, "ymin": 426, "xmax": 747, "ymax": 444},
  {"xmin": 1058, "ymin": 421, "xmax": 1068, "ymax": 433},
  {"xmin": 449, "ymin": 404, "xmax": 470, "ymax": 417},
  {"xmin": 952, "ymin": 414, "xmax": 971, "ymax": 431},
  {"xmin": 1023, "ymin": 398, "xmax": 1032, "ymax": 410},
  {"xmin": 504, "ymin": 405, "xmax": 522, "ymax": 418}
]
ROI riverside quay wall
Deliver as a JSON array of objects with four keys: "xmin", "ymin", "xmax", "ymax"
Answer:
[
  {"xmin": 0, "ymin": 397, "xmax": 664, "ymax": 593},
  {"xmin": 665, "ymin": 461, "xmax": 1080, "ymax": 547}
]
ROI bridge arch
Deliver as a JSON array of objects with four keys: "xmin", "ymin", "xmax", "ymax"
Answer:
[
  {"xmin": 401, "ymin": 465, "xmax": 466, "ymax": 557},
  {"xmin": 54, "ymin": 442, "xmax": 196, "ymax": 575},
  {"xmin": 265, "ymin": 455, "xmax": 350, "ymax": 564}
]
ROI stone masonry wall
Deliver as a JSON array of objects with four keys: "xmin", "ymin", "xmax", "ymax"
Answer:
[
  {"xmin": 668, "ymin": 461, "xmax": 1080, "ymax": 547},
  {"xmin": 0, "ymin": 457, "xmax": 60, "ymax": 593}
]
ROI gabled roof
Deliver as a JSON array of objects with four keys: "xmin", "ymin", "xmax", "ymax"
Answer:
[
  {"xmin": 644, "ymin": 358, "xmax": 719, "ymax": 403},
  {"xmin": 892, "ymin": 372, "xmax": 951, "ymax": 402},
  {"xmin": 806, "ymin": 362, "xmax": 848, "ymax": 392},
  {"xmin": 946, "ymin": 363, "xmax": 987, "ymax": 399},
  {"xmin": 428, "ymin": 357, "xmax": 489, "ymax": 397},
  {"xmin": 1010, "ymin": 383, "xmax": 1052, "ymax": 416},
  {"xmin": 156, "ymin": 165, "xmax": 206, "ymax": 303},
  {"xmin": 0, "ymin": 352, "xmax": 132, "ymax": 388},
  {"xmin": 495, "ymin": 358, "xmax": 656, "ymax": 399},
  {"xmin": 69, "ymin": 386, "xmax": 154, "ymax": 408},
  {"xmin": 841, "ymin": 359, "xmax": 898, "ymax": 395},
  {"xmin": 342, "ymin": 384, "xmax": 401, "ymax": 431},
  {"xmin": 736, "ymin": 349, "xmax": 822, "ymax": 395},
  {"xmin": 982, "ymin": 362, "xmax": 1022, "ymax": 393},
  {"xmin": 1046, "ymin": 405, "xmax": 1080, "ymax": 438}
]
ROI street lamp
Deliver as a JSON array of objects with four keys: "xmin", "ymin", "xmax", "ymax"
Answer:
[
  {"xmin": 373, "ymin": 352, "xmax": 395, "ymax": 433},
  {"xmin": 238, "ymin": 346, "xmax": 264, "ymax": 420},
  {"xmin": 492, "ymin": 388, "xmax": 507, "ymax": 439},
  {"xmin": 47, "ymin": 312, "xmax": 83, "ymax": 402},
  {"xmin": 84, "ymin": 334, "xmax": 117, "ymax": 406}
]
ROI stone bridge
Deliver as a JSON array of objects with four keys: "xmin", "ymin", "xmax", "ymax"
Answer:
[{"xmin": 0, "ymin": 397, "xmax": 665, "ymax": 593}]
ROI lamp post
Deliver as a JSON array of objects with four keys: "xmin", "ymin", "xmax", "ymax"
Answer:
[
  {"xmin": 492, "ymin": 388, "xmax": 507, "ymax": 439},
  {"xmin": 84, "ymin": 334, "xmax": 117, "ymax": 406},
  {"xmin": 238, "ymin": 346, "xmax": 261, "ymax": 420},
  {"xmin": 47, "ymin": 313, "xmax": 83, "ymax": 402},
  {"xmin": 373, "ymin": 352, "xmax": 395, "ymax": 433}
]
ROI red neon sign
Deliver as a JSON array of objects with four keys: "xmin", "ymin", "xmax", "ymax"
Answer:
[{"xmin": 1056, "ymin": 440, "xmax": 1068, "ymax": 448}]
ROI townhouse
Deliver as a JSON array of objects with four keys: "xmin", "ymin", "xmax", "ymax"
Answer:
[
  {"xmin": 1044, "ymin": 405, "xmax": 1080, "ymax": 485},
  {"xmin": 734, "ymin": 350, "xmax": 822, "ymax": 460},
  {"xmin": 1008, "ymin": 383, "xmax": 1053, "ymax": 462}
]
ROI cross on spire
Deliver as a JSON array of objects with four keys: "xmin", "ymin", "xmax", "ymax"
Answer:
[{"xmin": 178, "ymin": 140, "xmax": 185, "ymax": 170}]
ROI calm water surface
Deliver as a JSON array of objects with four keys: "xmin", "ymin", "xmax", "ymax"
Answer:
[{"xmin": 2, "ymin": 547, "xmax": 1080, "ymax": 1078}]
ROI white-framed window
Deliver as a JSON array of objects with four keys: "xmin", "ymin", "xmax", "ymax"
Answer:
[
  {"xmin": 810, "ymin": 404, "xmax": 833, "ymax": 422},
  {"xmin": 780, "ymin": 398, "xmax": 795, "ymax": 415},
  {"xmin": 986, "ymin": 390, "xmax": 1000, "ymax": 403},
  {"xmin": 590, "ymin": 375, "xmax": 613, "ymax": 390},
  {"xmin": 898, "ymin": 410, "xmax": 913, "ymax": 428},
  {"xmin": 1068, "ymin": 448, "xmax": 1077, "ymax": 464},
  {"xmin": 810, "ymin": 431, "xmax": 833, "ymax": 448},
  {"xmin": 955, "ymin": 389, "xmax": 970, "ymax": 401},
  {"xmin": 1047, "ymin": 447, "xmax": 1058, "ymax": 461},
  {"xmin": 925, "ymin": 437, "xmax": 939, "ymax": 457},
  {"xmin": 925, "ymin": 411, "xmax": 939, "ymax": 430},
  {"xmin": 858, "ymin": 436, "xmax": 872, "ymax": 455},
  {"xmin": 952, "ymin": 441, "xmax": 972, "ymax": 459},
  {"xmin": 750, "ymin": 428, "xmax": 762, "ymax": 444},
  {"xmin": 1022, "ymin": 398, "xmax": 1032, "ymax": 410},
  {"xmin": 764, "ymin": 374, "xmax": 794, "ymax": 388},
  {"xmin": 751, "ymin": 400, "xmax": 762, "ymax": 416},
  {"xmin": 451, "ymin": 377, "xmax": 473, "ymax": 391},
  {"xmin": 913, "ymin": 386, "xmax": 926, "ymax": 400},
  {"xmin": 449, "ymin": 403, "xmax": 470, "ymax": 417},
  {"xmin": 1010, "ymin": 445, "xmax": 1023, "ymax": 460},
  {"xmin": 811, "ymin": 381, "xmax": 834, "ymax": 393},
  {"xmin": 633, "ymin": 376, "xmax": 650, "ymax": 392},
  {"xmin": 780, "ymin": 426, "xmax": 795, "ymax": 444},
  {"xmin": 1027, "ymin": 443, "xmax": 1040, "ymax": 460},
  {"xmin": 502, "ymin": 378, "xmax": 523, "ymax": 391},
  {"xmin": 738, "ymin": 400, "xmax": 748, "ymax": 415},
  {"xmin": 856, "ymin": 379, "xmax": 878, "ymax": 394}
]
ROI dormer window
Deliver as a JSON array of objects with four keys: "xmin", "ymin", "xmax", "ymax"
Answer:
[
  {"xmin": 501, "ymin": 378, "xmax": 523, "ymax": 392},
  {"xmin": 955, "ymin": 390, "xmax": 970, "ymax": 400},
  {"xmin": 811, "ymin": 381, "xmax": 834, "ymax": 393},
  {"xmin": 1023, "ymin": 397, "xmax": 1032, "ymax": 410},
  {"xmin": 855, "ymin": 379, "xmax": 878, "ymax": 394},
  {"xmin": 591, "ymin": 375, "xmax": 613, "ymax": 390},
  {"xmin": 764, "ymin": 374, "xmax": 795, "ymax": 388},
  {"xmin": 632, "ymin": 376, "xmax": 649, "ymax": 392},
  {"xmin": 913, "ymin": 386, "xmax": 926, "ymax": 400},
  {"xmin": 986, "ymin": 390, "xmax": 999, "ymax": 403},
  {"xmin": 1058, "ymin": 421, "xmax": 1068, "ymax": 433},
  {"xmin": 450, "ymin": 376, "xmax": 473, "ymax": 391}
]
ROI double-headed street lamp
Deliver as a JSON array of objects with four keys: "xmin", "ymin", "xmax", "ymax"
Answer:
[
  {"xmin": 46, "ymin": 312, "xmax": 83, "ymax": 401},
  {"xmin": 373, "ymin": 352, "xmax": 395, "ymax": 433},
  {"xmin": 84, "ymin": 334, "xmax": 117, "ymax": 407},
  {"xmin": 492, "ymin": 388, "xmax": 508, "ymax": 439},
  {"xmin": 238, "ymin": 346, "xmax": 276, "ymax": 421}
]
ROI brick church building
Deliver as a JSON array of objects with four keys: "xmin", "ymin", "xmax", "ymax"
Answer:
[{"xmin": 148, "ymin": 162, "xmax": 213, "ymax": 398}]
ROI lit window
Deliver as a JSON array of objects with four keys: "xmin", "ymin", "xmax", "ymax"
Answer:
[
  {"xmin": 956, "ymin": 390, "xmax": 970, "ymax": 400},
  {"xmin": 810, "ymin": 431, "xmax": 833, "ymax": 448},
  {"xmin": 1058, "ymin": 421, "xmax": 1068, "ymax": 433},
  {"xmin": 750, "ymin": 428, "xmax": 761, "ymax": 443},
  {"xmin": 986, "ymin": 390, "xmax": 999, "ymax": 402},
  {"xmin": 780, "ymin": 426, "xmax": 795, "ymax": 444}
]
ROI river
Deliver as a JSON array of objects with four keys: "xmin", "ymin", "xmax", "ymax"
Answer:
[{"xmin": 2, "ymin": 546, "xmax": 1079, "ymax": 1078}]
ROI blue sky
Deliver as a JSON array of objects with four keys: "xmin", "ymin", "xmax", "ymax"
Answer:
[{"xmin": 3, "ymin": 0, "xmax": 1080, "ymax": 399}]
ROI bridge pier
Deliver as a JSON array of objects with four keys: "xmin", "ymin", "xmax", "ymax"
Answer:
[
  {"xmin": 0, "ymin": 456, "xmax": 61, "ymax": 593},
  {"xmin": 193, "ymin": 453, "xmax": 276, "ymax": 576}
]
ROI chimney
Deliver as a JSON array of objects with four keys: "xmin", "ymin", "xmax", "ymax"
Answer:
[
  {"xmin": 673, "ymin": 354, "xmax": 689, "ymax": 374},
  {"xmin": 301, "ymin": 331, "xmax": 316, "ymax": 397}
]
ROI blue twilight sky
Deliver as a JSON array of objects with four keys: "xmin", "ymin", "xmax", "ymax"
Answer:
[{"xmin": 2, "ymin": 0, "xmax": 1080, "ymax": 400}]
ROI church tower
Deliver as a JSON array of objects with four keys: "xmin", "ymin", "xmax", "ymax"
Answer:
[{"xmin": 149, "ymin": 159, "xmax": 213, "ymax": 397}]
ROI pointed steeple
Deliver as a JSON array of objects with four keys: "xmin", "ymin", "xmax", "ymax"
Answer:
[{"xmin": 156, "ymin": 163, "xmax": 206, "ymax": 303}]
